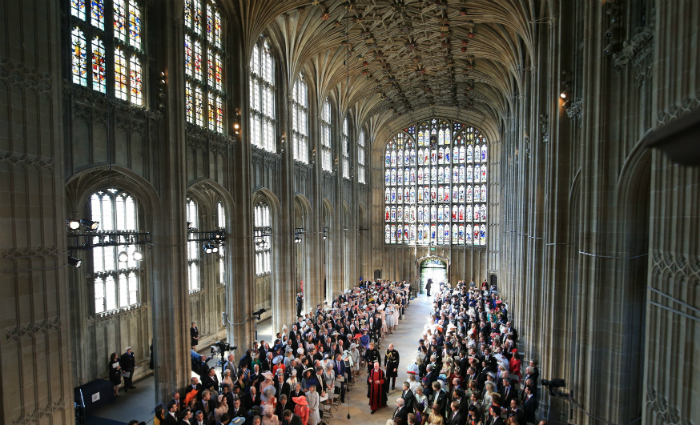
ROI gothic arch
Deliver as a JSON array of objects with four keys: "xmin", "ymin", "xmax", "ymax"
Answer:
[{"xmin": 65, "ymin": 164, "xmax": 161, "ymax": 225}]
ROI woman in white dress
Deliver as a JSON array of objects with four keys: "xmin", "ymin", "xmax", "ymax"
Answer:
[
  {"xmin": 350, "ymin": 343, "xmax": 361, "ymax": 377},
  {"xmin": 392, "ymin": 303, "xmax": 400, "ymax": 330},
  {"xmin": 305, "ymin": 384, "xmax": 321, "ymax": 425},
  {"xmin": 386, "ymin": 306, "xmax": 395, "ymax": 334}
]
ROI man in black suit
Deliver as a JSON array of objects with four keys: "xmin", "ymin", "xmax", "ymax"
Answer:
[
  {"xmin": 392, "ymin": 398, "xmax": 410, "ymax": 424},
  {"xmin": 274, "ymin": 372, "xmax": 290, "ymax": 404},
  {"xmin": 432, "ymin": 381, "xmax": 448, "ymax": 416},
  {"xmin": 283, "ymin": 409, "xmax": 303, "ymax": 425},
  {"xmin": 195, "ymin": 390, "xmax": 212, "ymax": 418},
  {"xmin": 522, "ymin": 386, "xmax": 537, "ymax": 424},
  {"xmin": 296, "ymin": 294, "xmax": 304, "ymax": 317},
  {"xmin": 189, "ymin": 377, "xmax": 203, "ymax": 394},
  {"xmin": 190, "ymin": 410, "xmax": 209, "ymax": 425},
  {"xmin": 485, "ymin": 406, "xmax": 504, "ymax": 425},
  {"xmin": 164, "ymin": 401, "xmax": 179, "ymax": 425},
  {"xmin": 499, "ymin": 377, "xmax": 515, "ymax": 407},
  {"xmin": 202, "ymin": 368, "xmax": 220, "ymax": 392},
  {"xmin": 180, "ymin": 409, "xmax": 193, "ymax": 425},
  {"xmin": 228, "ymin": 397, "xmax": 245, "ymax": 419},
  {"xmin": 447, "ymin": 401, "xmax": 465, "ymax": 425},
  {"xmin": 243, "ymin": 385, "xmax": 260, "ymax": 410},
  {"xmin": 400, "ymin": 382, "xmax": 414, "ymax": 411},
  {"xmin": 120, "ymin": 347, "xmax": 136, "ymax": 391}
]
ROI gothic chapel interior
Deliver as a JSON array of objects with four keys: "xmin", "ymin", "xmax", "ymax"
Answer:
[{"xmin": 1, "ymin": 0, "xmax": 699, "ymax": 425}]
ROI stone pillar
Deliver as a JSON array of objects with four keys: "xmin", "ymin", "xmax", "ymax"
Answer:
[
  {"xmin": 148, "ymin": 0, "xmax": 192, "ymax": 404},
  {"xmin": 0, "ymin": 1, "xmax": 74, "ymax": 424}
]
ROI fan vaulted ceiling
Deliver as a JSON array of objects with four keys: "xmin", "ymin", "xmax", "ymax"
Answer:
[{"xmin": 230, "ymin": 0, "xmax": 541, "ymax": 138}]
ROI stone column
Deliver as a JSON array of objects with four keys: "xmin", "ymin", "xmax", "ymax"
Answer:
[
  {"xmin": 0, "ymin": 1, "xmax": 73, "ymax": 423},
  {"xmin": 148, "ymin": 0, "xmax": 192, "ymax": 404}
]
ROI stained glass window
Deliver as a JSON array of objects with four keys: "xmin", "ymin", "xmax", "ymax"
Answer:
[
  {"xmin": 71, "ymin": 0, "xmax": 145, "ymax": 103},
  {"xmin": 384, "ymin": 119, "xmax": 488, "ymax": 246},
  {"xmin": 114, "ymin": 48, "xmax": 128, "ymax": 100},
  {"xmin": 71, "ymin": 27, "xmax": 88, "ymax": 86},
  {"xmin": 72, "ymin": 0, "xmax": 86, "ymax": 20},
  {"xmin": 91, "ymin": 37, "xmax": 106, "ymax": 93},
  {"xmin": 250, "ymin": 38, "xmax": 276, "ymax": 152},
  {"xmin": 114, "ymin": 0, "xmax": 127, "ymax": 43},
  {"xmin": 187, "ymin": 199, "xmax": 200, "ymax": 292},
  {"xmin": 91, "ymin": 0, "xmax": 104, "ymax": 29},
  {"xmin": 90, "ymin": 189, "xmax": 140, "ymax": 314},
  {"xmin": 129, "ymin": 56, "xmax": 142, "ymax": 105},
  {"xmin": 292, "ymin": 74, "xmax": 309, "ymax": 163},
  {"xmin": 342, "ymin": 117, "xmax": 350, "ymax": 179},
  {"xmin": 185, "ymin": 0, "xmax": 225, "ymax": 133},
  {"xmin": 186, "ymin": 82, "xmax": 194, "ymax": 122},
  {"xmin": 321, "ymin": 99, "xmax": 332, "ymax": 172},
  {"xmin": 358, "ymin": 129, "xmax": 366, "ymax": 184},
  {"xmin": 128, "ymin": 0, "xmax": 141, "ymax": 48}
]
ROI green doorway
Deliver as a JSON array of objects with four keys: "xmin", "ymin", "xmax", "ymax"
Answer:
[{"xmin": 420, "ymin": 258, "xmax": 448, "ymax": 291}]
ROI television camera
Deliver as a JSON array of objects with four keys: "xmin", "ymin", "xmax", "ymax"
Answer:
[{"xmin": 541, "ymin": 378, "xmax": 570, "ymax": 397}]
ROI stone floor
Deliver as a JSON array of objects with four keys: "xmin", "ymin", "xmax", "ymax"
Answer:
[{"xmin": 83, "ymin": 294, "xmax": 431, "ymax": 425}]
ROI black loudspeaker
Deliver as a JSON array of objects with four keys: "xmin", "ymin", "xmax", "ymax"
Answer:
[
  {"xmin": 490, "ymin": 274, "xmax": 497, "ymax": 287},
  {"xmin": 374, "ymin": 269, "xmax": 382, "ymax": 279}
]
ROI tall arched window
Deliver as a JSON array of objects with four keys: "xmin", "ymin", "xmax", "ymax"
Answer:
[
  {"xmin": 250, "ymin": 37, "xmax": 276, "ymax": 152},
  {"xmin": 321, "ymin": 99, "xmax": 332, "ymax": 172},
  {"xmin": 184, "ymin": 0, "xmax": 225, "ymax": 133},
  {"xmin": 342, "ymin": 117, "xmax": 350, "ymax": 179},
  {"xmin": 292, "ymin": 74, "xmax": 309, "ymax": 163},
  {"xmin": 89, "ymin": 189, "xmax": 141, "ymax": 314},
  {"xmin": 217, "ymin": 201, "xmax": 226, "ymax": 285},
  {"xmin": 358, "ymin": 129, "xmax": 366, "ymax": 184},
  {"xmin": 70, "ymin": 0, "xmax": 145, "ymax": 104},
  {"xmin": 187, "ymin": 199, "xmax": 200, "ymax": 292},
  {"xmin": 254, "ymin": 203, "xmax": 271, "ymax": 276},
  {"xmin": 384, "ymin": 119, "xmax": 488, "ymax": 246}
]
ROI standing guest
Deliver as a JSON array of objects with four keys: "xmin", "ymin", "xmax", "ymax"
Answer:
[
  {"xmin": 292, "ymin": 396, "xmax": 309, "ymax": 425},
  {"xmin": 190, "ymin": 410, "xmax": 209, "ymax": 425},
  {"xmin": 155, "ymin": 405, "xmax": 166, "ymax": 425},
  {"xmin": 197, "ymin": 391, "xmax": 213, "ymax": 419},
  {"xmin": 191, "ymin": 322, "xmax": 199, "ymax": 350},
  {"xmin": 305, "ymin": 383, "xmax": 320, "ymax": 425},
  {"xmin": 222, "ymin": 370, "xmax": 234, "ymax": 390},
  {"xmin": 426, "ymin": 279, "xmax": 433, "ymax": 297},
  {"xmin": 365, "ymin": 342, "xmax": 381, "ymax": 373},
  {"xmin": 109, "ymin": 353, "xmax": 122, "ymax": 397},
  {"xmin": 485, "ymin": 406, "xmax": 504, "ymax": 425},
  {"xmin": 203, "ymin": 368, "xmax": 220, "ymax": 392},
  {"xmin": 297, "ymin": 293, "xmax": 304, "ymax": 318},
  {"xmin": 214, "ymin": 395, "xmax": 228, "ymax": 423},
  {"xmin": 120, "ymin": 347, "xmax": 136, "ymax": 391},
  {"xmin": 180, "ymin": 409, "xmax": 193, "ymax": 425},
  {"xmin": 385, "ymin": 344, "xmax": 401, "ymax": 390},
  {"xmin": 262, "ymin": 405, "xmax": 279, "ymax": 425},
  {"xmin": 428, "ymin": 404, "xmax": 444, "ymax": 425},
  {"xmin": 367, "ymin": 362, "xmax": 388, "ymax": 414},
  {"xmin": 400, "ymin": 381, "xmax": 415, "ymax": 411},
  {"xmin": 165, "ymin": 401, "xmax": 179, "ymax": 425},
  {"xmin": 229, "ymin": 397, "xmax": 246, "ymax": 419}
]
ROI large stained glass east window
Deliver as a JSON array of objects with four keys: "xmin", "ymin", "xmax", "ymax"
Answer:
[
  {"xmin": 384, "ymin": 119, "xmax": 488, "ymax": 246},
  {"xmin": 184, "ymin": 0, "xmax": 225, "ymax": 133}
]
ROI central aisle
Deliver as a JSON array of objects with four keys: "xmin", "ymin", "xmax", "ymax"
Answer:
[{"xmin": 327, "ymin": 292, "xmax": 432, "ymax": 425}]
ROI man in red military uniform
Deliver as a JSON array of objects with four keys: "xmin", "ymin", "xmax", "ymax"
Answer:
[{"xmin": 367, "ymin": 361, "xmax": 388, "ymax": 414}]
